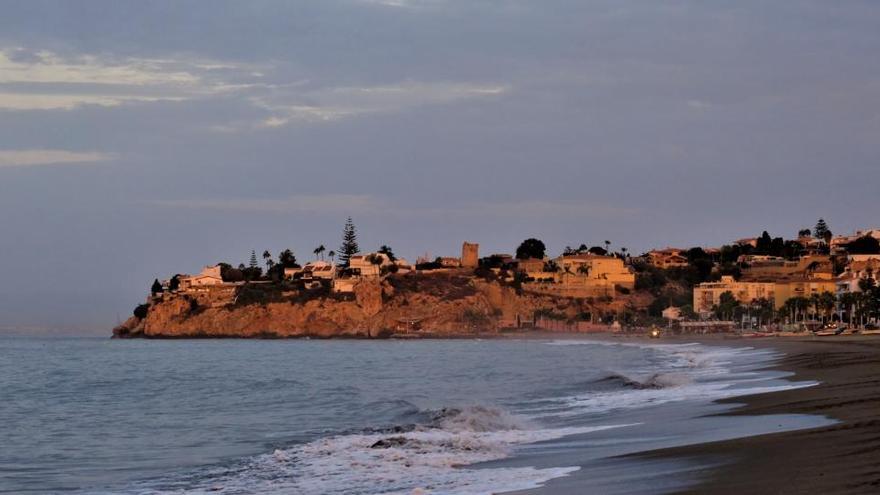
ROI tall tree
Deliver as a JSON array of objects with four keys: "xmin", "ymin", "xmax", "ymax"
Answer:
[
  {"xmin": 819, "ymin": 292, "xmax": 837, "ymax": 324},
  {"xmin": 515, "ymin": 238, "xmax": 546, "ymax": 259},
  {"xmin": 327, "ymin": 250, "xmax": 336, "ymax": 264},
  {"xmin": 755, "ymin": 231, "xmax": 773, "ymax": 254},
  {"xmin": 249, "ymin": 250, "xmax": 259, "ymax": 269},
  {"xmin": 338, "ymin": 217, "xmax": 360, "ymax": 267},
  {"xmin": 278, "ymin": 249, "xmax": 298, "ymax": 268},
  {"xmin": 314, "ymin": 244, "xmax": 326, "ymax": 261},
  {"xmin": 809, "ymin": 293, "xmax": 821, "ymax": 321},
  {"xmin": 713, "ymin": 291, "xmax": 740, "ymax": 321},
  {"xmin": 814, "ymin": 218, "xmax": 830, "ymax": 240},
  {"xmin": 262, "ymin": 250, "xmax": 274, "ymax": 272}
]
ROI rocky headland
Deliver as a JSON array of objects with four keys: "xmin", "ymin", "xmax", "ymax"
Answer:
[{"xmin": 113, "ymin": 271, "xmax": 645, "ymax": 338}]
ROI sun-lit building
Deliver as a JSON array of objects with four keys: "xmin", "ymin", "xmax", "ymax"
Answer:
[
  {"xmin": 555, "ymin": 254, "xmax": 635, "ymax": 287},
  {"xmin": 646, "ymin": 248, "xmax": 689, "ymax": 269},
  {"xmin": 693, "ymin": 276, "xmax": 776, "ymax": 314},
  {"xmin": 178, "ymin": 265, "xmax": 224, "ymax": 290},
  {"xmin": 348, "ymin": 252, "xmax": 393, "ymax": 278},
  {"xmin": 694, "ymin": 274, "xmax": 837, "ymax": 316}
]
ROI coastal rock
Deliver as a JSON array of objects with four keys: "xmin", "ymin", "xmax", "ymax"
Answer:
[
  {"xmin": 120, "ymin": 271, "xmax": 642, "ymax": 338},
  {"xmin": 354, "ymin": 280, "xmax": 384, "ymax": 317},
  {"xmin": 112, "ymin": 315, "xmax": 145, "ymax": 338}
]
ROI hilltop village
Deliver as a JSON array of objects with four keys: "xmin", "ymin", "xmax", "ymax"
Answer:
[{"xmin": 114, "ymin": 218, "xmax": 880, "ymax": 338}]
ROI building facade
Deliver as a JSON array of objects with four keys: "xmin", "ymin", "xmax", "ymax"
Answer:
[{"xmin": 461, "ymin": 242, "xmax": 479, "ymax": 268}]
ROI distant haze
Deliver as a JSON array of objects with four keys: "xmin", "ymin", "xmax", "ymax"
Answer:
[{"xmin": 1, "ymin": 1, "xmax": 878, "ymax": 332}]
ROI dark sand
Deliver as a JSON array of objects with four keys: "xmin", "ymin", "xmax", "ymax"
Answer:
[{"xmin": 647, "ymin": 336, "xmax": 880, "ymax": 494}]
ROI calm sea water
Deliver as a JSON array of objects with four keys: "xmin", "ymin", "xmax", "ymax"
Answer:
[{"xmin": 0, "ymin": 336, "xmax": 830, "ymax": 494}]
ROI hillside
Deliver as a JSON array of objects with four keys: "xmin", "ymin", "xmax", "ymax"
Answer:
[{"xmin": 113, "ymin": 271, "xmax": 643, "ymax": 338}]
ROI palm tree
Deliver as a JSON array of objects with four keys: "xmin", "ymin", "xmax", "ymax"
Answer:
[
  {"xmin": 809, "ymin": 293, "xmax": 821, "ymax": 322},
  {"xmin": 604, "ymin": 240, "xmax": 611, "ymax": 254},
  {"xmin": 314, "ymin": 244, "xmax": 326, "ymax": 261},
  {"xmin": 327, "ymin": 250, "xmax": 336, "ymax": 264},
  {"xmin": 262, "ymin": 250, "xmax": 275, "ymax": 273},
  {"xmin": 839, "ymin": 292, "xmax": 856, "ymax": 327},
  {"xmin": 819, "ymin": 292, "xmax": 836, "ymax": 324}
]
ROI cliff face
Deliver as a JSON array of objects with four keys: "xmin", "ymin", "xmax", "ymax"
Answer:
[{"xmin": 113, "ymin": 273, "xmax": 628, "ymax": 338}]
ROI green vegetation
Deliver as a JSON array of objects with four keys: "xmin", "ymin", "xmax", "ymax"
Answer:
[
  {"xmin": 378, "ymin": 245, "xmax": 396, "ymax": 261},
  {"xmin": 338, "ymin": 217, "xmax": 360, "ymax": 267},
  {"xmin": 847, "ymin": 235, "xmax": 880, "ymax": 254},
  {"xmin": 814, "ymin": 218, "xmax": 830, "ymax": 240},
  {"xmin": 515, "ymin": 238, "xmax": 546, "ymax": 260},
  {"xmin": 262, "ymin": 250, "xmax": 274, "ymax": 272},
  {"xmin": 712, "ymin": 291, "xmax": 740, "ymax": 321},
  {"xmin": 278, "ymin": 249, "xmax": 298, "ymax": 268},
  {"xmin": 133, "ymin": 304, "xmax": 149, "ymax": 319},
  {"xmin": 313, "ymin": 245, "xmax": 326, "ymax": 260}
]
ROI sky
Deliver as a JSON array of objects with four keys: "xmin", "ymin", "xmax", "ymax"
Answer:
[{"xmin": 0, "ymin": 0, "xmax": 878, "ymax": 332}]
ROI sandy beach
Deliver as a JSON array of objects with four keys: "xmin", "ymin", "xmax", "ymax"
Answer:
[{"xmin": 643, "ymin": 336, "xmax": 880, "ymax": 494}]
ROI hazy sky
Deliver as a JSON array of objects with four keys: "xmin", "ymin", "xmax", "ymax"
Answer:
[{"xmin": 1, "ymin": 1, "xmax": 878, "ymax": 331}]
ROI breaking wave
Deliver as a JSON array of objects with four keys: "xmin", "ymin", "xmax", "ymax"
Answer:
[
  {"xmin": 109, "ymin": 341, "xmax": 812, "ymax": 495},
  {"xmin": 596, "ymin": 372, "xmax": 693, "ymax": 390},
  {"xmin": 126, "ymin": 405, "xmax": 635, "ymax": 495}
]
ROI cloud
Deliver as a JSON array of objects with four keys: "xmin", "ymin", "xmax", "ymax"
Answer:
[
  {"xmin": 247, "ymin": 81, "xmax": 509, "ymax": 129},
  {"xmin": 356, "ymin": 0, "xmax": 434, "ymax": 8},
  {"xmin": 0, "ymin": 47, "xmax": 506, "ymax": 133},
  {"xmin": 0, "ymin": 48, "xmax": 260, "ymax": 110},
  {"xmin": 145, "ymin": 194, "xmax": 382, "ymax": 214},
  {"xmin": 0, "ymin": 92, "xmax": 187, "ymax": 110},
  {"xmin": 0, "ymin": 149, "xmax": 116, "ymax": 167}
]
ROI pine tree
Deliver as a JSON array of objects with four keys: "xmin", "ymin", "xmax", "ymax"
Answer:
[
  {"xmin": 339, "ymin": 217, "xmax": 360, "ymax": 267},
  {"xmin": 814, "ymin": 218, "xmax": 830, "ymax": 240},
  {"xmin": 249, "ymin": 250, "xmax": 259, "ymax": 269}
]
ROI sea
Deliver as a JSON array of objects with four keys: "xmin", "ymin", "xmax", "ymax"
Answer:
[{"xmin": 0, "ymin": 336, "xmax": 834, "ymax": 495}]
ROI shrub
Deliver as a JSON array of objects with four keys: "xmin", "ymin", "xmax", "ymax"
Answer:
[{"xmin": 133, "ymin": 304, "xmax": 149, "ymax": 319}]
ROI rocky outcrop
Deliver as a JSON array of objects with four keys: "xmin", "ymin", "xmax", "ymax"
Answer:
[{"xmin": 114, "ymin": 272, "xmax": 630, "ymax": 338}]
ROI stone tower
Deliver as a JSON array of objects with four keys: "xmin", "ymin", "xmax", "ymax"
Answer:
[{"xmin": 461, "ymin": 242, "xmax": 479, "ymax": 268}]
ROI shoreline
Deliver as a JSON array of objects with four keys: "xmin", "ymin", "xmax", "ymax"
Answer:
[
  {"xmin": 641, "ymin": 336, "xmax": 880, "ymax": 494},
  {"xmin": 495, "ymin": 334, "xmax": 880, "ymax": 495}
]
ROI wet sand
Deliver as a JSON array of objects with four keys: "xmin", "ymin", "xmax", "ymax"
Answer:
[{"xmin": 649, "ymin": 336, "xmax": 880, "ymax": 494}]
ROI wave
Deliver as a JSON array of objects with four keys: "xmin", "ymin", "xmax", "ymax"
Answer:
[
  {"xmin": 125, "ymin": 405, "xmax": 635, "ymax": 495},
  {"xmin": 519, "ymin": 344, "xmax": 815, "ymax": 420},
  {"xmin": 116, "ymin": 343, "xmax": 804, "ymax": 495},
  {"xmin": 596, "ymin": 372, "xmax": 692, "ymax": 390}
]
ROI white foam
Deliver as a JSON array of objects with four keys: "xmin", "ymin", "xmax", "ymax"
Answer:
[
  {"xmin": 123, "ymin": 342, "xmax": 808, "ymax": 495},
  {"xmin": 525, "ymin": 342, "xmax": 815, "ymax": 419},
  {"xmin": 128, "ymin": 408, "xmax": 637, "ymax": 495}
]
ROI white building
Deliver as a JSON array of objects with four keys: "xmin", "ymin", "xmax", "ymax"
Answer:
[
  {"xmin": 178, "ymin": 265, "xmax": 224, "ymax": 290},
  {"xmin": 348, "ymin": 252, "xmax": 393, "ymax": 278}
]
